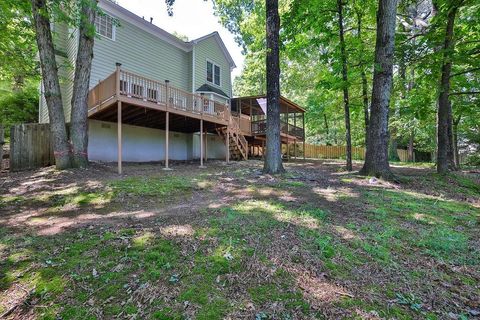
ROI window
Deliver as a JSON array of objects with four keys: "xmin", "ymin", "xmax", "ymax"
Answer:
[
  {"xmin": 95, "ymin": 14, "xmax": 114, "ymax": 40},
  {"xmin": 206, "ymin": 61, "xmax": 221, "ymax": 86},
  {"xmin": 207, "ymin": 61, "xmax": 213, "ymax": 83},
  {"xmin": 214, "ymin": 65, "xmax": 220, "ymax": 86}
]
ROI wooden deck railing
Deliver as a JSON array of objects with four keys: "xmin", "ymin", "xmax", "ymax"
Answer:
[
  {"xmin": 88, "ymin": 68, "xmax": 229, "ymax": 122},
  {"xmin": 229, "ymin": 117, "xmax": 248, "ymax": 159},
  {"xmin": 251, "ymin": 119, "xmax": 305, "ymax": 139},
  {"xmin": 87, "ymin": 72, "xmax": 117, "ymax": 109}
]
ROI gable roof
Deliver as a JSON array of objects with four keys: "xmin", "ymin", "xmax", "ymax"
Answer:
[
  {"xmin": 196, "ymin": 84, "xmax": 230, "ymax": 98},
  {"xmin": 191, "ymin": 32, "xmax": 237, "ymax": 69},
  {"xmin": 99, "ymin": 0, "xmax": 236, "ymax": 69},
  {"xmin": 99, "ymin": 0, "xmax": 191, "ymax": 51}
]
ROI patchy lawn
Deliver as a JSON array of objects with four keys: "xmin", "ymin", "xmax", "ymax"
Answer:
[{"xmin": 0, "ymin": 160, "xmax": 479, "ymax": 320}]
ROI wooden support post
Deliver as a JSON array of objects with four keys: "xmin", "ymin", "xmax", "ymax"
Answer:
[
  {"xmin": 204, "ymin": 127, "xmax": 208, "ymax": 162},
  {"xmin": 199, "ymin": 119, "xmax": 205, "ymax": 167},
  {"xmin": 164, "ymin": 111, "xmax": 170, "ymax": 169},
  {"xmin": 261, "ymin": 140, "xmax": 265, "ymax": 160},
  {"xmin": 303, "ymin": 140, "xmax": 306, "ymax": 160},
  {"xmin": 302, "ymin": 112, "xmax": 306, "ymax": 160},
  {"xmin": 115, "ymin": 62, "xmax": 121, "ymax": 98},
  {"xmin": 287, "ymin": 139, "xmax": 290, "ymax": 161},
  {"xmin": 226, "ymin": 130, "xmax": 230, "ymax": 163},
  {"xmin": 117, "ymin": 101, "xmax": 122, "ymax": 174},
  {"xmin": 294, "ymin": 140, "xmax": 297, "ymax": 160},
  {"xmin": 249, "ymin": 99, "xmax": 253, "ymax": 118}
]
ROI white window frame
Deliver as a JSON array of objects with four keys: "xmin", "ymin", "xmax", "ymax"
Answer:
[
  {"xmin": 95, "ymin": 14, "xmax": 116, "ymax": 41},
  {"xmin": 206, "ymin": 59, "xmax": 221, "ymax": 87}
]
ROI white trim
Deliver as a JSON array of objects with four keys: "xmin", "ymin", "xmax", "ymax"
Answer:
[{"xmin": 206, "ymin": 59, "xmax": 221, "ymax": 87}]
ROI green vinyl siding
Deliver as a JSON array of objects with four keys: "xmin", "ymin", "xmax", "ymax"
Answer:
[
  {"xmin": 39, "ymin": 24, "xmax": 74, "ymax": 123},
  {"xmin": 90, "ymin": 16, "xmax": 191, "ymax": 92},
  {"xmin": 39, "ymin": 6, "xmax": 234, "ymax": 123},
  {"xmin": 194, "ymin": 36, "xmax": 232, "ymax": 98}
]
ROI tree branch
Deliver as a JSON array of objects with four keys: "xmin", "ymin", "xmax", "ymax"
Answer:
[
  {"xmin": 449, "ymin": 67, "xmax": 480, "ymax": 78},
  {"xmin": 450, "ymin": 91, "xmax": 480, "ymax": 96}
]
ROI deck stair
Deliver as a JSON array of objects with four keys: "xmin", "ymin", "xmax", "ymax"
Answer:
[{"xmin": 216, "ymin": 117, "xmax": 248, "ymax": 160}]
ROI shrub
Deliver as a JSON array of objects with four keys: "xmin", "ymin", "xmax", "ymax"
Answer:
[{"xmin": 0, "ymin": 86, "xmax": 39, "ymax": 136}]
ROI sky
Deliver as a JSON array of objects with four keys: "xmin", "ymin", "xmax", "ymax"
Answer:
[{"xmin": 116, "ymin": 0, "xmax": 245, "ymax": 78}]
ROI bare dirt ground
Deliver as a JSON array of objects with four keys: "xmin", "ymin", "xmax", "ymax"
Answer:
[{"xmin": 0, "ymin": 160, "xmax": 479, "ymax": 319}]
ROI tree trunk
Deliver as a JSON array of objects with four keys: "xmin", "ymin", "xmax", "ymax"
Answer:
[
  {"xmin": 407, "ymin": 131, "xmax": 414, "ymax": 162},
  {"xmin": 31, "ymin": 0, "xmax": 71, "ymax": 169},
  {"xmin": 337, "ymin": 0, "xmax": 352, "ymax": 171},
  {"xmin": 361, "ymin": 68, "xmax": 369, "ymax": 146},
  {"xmin": 359, "ymin": 0, "xmax": 398, "ymax": 180},
  {"xmin": 324, "ymin": 113, "xmax": 329, "ymax": 136},
  {"xmin": 70, "ymin": 0, "xmax": 97, "ymax": 168},
  {"xmin": 263, "ymin": 0, "xmax": 284, "ymax": 174},
  {"xmin": 357, "ymin": 12, "xmax": 369, "ymax": 148},
  {"xmin": 453, "ymin": 115, "xmax": 461, "ymax": 168},
  {"xmin": 437, "ymin": 6, "xmax": 458, "ymax": 173}
]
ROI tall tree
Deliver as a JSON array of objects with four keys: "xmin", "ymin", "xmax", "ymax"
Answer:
[
  {"xmin": 355, "ymin": 9, "xmax": 370, "ymax": 147},
  {"xmin": 264, "ymin": 0, "xmax": 284, "ymax": 174},
  {"xmin": 70, "ymin": 0, "xmax": 97, "ymax": 168},
  {"xmin": 359, "ymin": 0, "xmax": 398, "ymax": 179},
  {"xmin": 337, "ymin": 0, "xmax": 353, "ymax": 171},
  {"xmin": 31, "ymin": 0, "xmax": 71, "ymax": 169},
  {"xmin": 436, "ymin": 1, "xmax": 461, "ymax": 173}
]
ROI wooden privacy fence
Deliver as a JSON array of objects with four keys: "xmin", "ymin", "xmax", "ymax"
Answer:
[
  {"xmin": 10, "ymin": 123, "xmax": 54, "ymax": 171},
  {"xmin": 287, "ymin": 143, "xmax": 411, "ymax": 162}
]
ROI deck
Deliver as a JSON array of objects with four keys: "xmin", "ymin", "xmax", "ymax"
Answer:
[
  {"xmin": 87, "ymin": 66, "xmax": 306, "ymax": 172},
  {"xmin": 88, "ymin": 66, "xmax": 230, "ymax": 128}
]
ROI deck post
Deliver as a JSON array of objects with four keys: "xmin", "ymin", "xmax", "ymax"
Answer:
[
  {"xmin": 302, "ymin": 113, "xmax": 306, "ymax": 160},
  {"xmin": 294, "ymin": 139, "xmax": 297, "ymax": 160},
  {"xmin": 287, "ymin": 139, "xmax": 290, "ymax": 161},
  {"xmin": 199, "ymin": 119, "xmax": 205, "ymax": 168},
  {"xmin": 204, "ymin": 127, "xmax": 208, "ymax": 162},
  {"xmin": 261, "ymin": 140, "xmax": 265, "ymax": 160},
  {"xmin": 164, "ymin": 111, "xmax": 170, "ymax": 169},
  {"xmin": 226, "ymin": 129, "xmax": 230, "ymax": 163},
  {"xmin": 117, "ymin": 101, "xmax": 122, "ymax": 174},
  {"xmin": 115, "ymin": 62, "xmax": 121, "ymax": 98}
]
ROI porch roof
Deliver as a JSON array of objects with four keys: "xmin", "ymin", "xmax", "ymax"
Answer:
[{"xmin": 231, "ymin": 95, "xmax": 306, "ymax": 116}]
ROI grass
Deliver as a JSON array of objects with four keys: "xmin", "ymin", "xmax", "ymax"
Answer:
[
  {"xmin": 109, "ymin": 175, "xmax": 193, "ymax": 197},
  {"xmin": 0, "ymin": 162, "xmax": 479, "ymax": 319}
]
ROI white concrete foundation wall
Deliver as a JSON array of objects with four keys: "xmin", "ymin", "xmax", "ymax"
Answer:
[
  {"xmin": 88, "ymin": 119, "xmax": 226, "ymax": 162},
  {"xmin": 193, "ymin": 133, "xmax": 228, "ymax": 160}
]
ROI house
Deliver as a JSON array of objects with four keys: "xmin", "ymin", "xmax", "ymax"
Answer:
[{"xmin": 39, "ymin": 0, "xmax": 305, "ymax": 173}]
